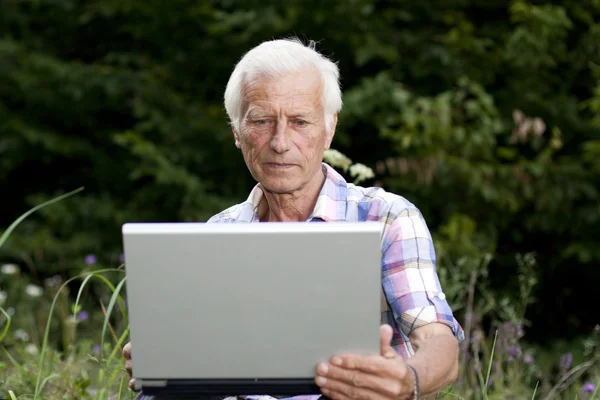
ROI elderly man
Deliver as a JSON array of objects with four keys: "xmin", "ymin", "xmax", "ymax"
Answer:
[{"xmin": 124, "ymin": 38, "xmax": 464, "ymax": 400}]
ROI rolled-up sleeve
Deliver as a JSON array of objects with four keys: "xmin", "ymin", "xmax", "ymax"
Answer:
[{"xmin": 380, "ymin": 206, "xmax": 464, "ymax": 341}]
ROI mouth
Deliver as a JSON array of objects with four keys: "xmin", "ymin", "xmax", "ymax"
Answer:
[{"xmin": 264, "ymin": 162, "xmax": 296, "ymax": 169}]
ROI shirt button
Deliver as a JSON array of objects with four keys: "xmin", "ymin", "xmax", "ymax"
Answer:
[{"xmin": 438, "ymin": 292, "xmax": 446, "ymax": 300}]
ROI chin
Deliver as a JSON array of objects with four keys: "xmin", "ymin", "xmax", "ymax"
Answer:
[{"xmin": 260, "ymin": 179, "xmax": 301, "ymax": 195}]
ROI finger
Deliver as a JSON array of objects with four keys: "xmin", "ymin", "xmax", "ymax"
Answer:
[
  {"xmin": 123, "ymin": 342, "xmax": 132, "ymax": 359},
  {"xmin": 379, "ymin": 325, "xmax": 395, "ymax": 359},
  {"xmin": 129, "ymin": 378, "xmax": 136, "ymax": 390},
  {"xmin": 329, "ymin": 354, "xmax": 395, "ymax": 376},
  {"xmin": 318, "ymin": 378, "xmax": 389, "ymax": 400},
  {"xmin": 316, "ymin": 364, "xmax": 401, "ymax": 398},
  {"xmin": 125, "ymin": 360, "xmax": 132, "ymax": 377}
]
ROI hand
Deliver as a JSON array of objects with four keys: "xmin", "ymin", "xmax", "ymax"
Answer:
[
  {"xmin": 123, "ymin": 342, "xmax": 135, "ymax": 390},
  {"xmin": 314, "ymin": 325, "xmax": 415, "ymax": 400}
]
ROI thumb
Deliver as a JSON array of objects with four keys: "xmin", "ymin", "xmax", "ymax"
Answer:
[{"xmin": 379, "ymin": 324, "xmax": 396, "ymax": 359}]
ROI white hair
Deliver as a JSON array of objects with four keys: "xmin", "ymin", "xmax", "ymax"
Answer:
[{"xmin": 224, "ymin": 38, "xmax": 342, "ymax": 135}]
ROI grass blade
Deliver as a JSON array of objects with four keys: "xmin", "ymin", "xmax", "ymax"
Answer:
[
  {"xmin": 8, "ymin": 390, "xmax": 17, "ymax": 400},
  {"xmin": 0, "ymin": 187, "xmax": 84, "ymax": 249},
  {"xmin": 92, "ymin": 273, "xmax": 129, "ymax": 329},
  {"xmin": 591, "ymin": 378, "xmax": 599, "ymax": 399},
  {"xmin": 99, "ymin": 277, "xmax": 127, "ymax": 367},
  {"xmin": 474, "ymin": 356, "xmax": 486, "ymax": 394},
  {"xmin": 4, "ymin": 347, "xmax": 35, "ymax": 377},
  {"xmin": 0, "ymin": 305, "xmax": 12, "ymax": 343},
  {"xmin": 118, "ymin": 376, "xmax": 125, "ymax": 400},
  {"xmin": 532, "ymin": 381, "xmax": 539, "ymax": 399},
  {"xmin": 96, "ymin": 324, "xmax": 130, "ymax": 399},
  {"xmin": 543, "ymin": 359, "xmax": 596, "ymax": 400},
  {"xmin": 483, "ymin": 330, "xmax": 498, "ymax": 399},
  {"xmin": 39, "ymin": 373, "xmax": 61, "ymax": 393},
  {"xmin": 107, "ymin": 324, "xmax": 130, "ymax": 365},
  {"xmin": 437, "ymin": 389, "xmax": 465, "ymax": 399},
  {"xmin": 72, "ymin": 273, "xmax": 96, "ymax": 327}
]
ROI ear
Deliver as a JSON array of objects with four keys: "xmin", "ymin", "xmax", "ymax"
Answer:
[
  {"xmin": 232, "ymin": 125, "xmax": 241, "ymax": 149},
  {"xmin": 324, "ymin": 113, "xmax": 338, "ymax": 150}
]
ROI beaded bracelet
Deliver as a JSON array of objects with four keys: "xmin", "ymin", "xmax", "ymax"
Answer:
[{"xmin": 407, "ymin": 365, "xmax": 420, "ymax": 400}]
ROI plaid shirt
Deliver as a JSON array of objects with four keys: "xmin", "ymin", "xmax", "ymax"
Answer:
[{"xmin": 209, "ymin": 163, "xmax": 464, "ymax": 357}]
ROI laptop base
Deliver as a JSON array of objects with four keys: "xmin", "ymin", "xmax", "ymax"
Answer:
[{"xmin": 141, "ymin": 379, "xmax": 322, "ymax": 398}]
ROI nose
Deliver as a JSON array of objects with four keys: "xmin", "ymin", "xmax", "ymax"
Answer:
[{"xmin": 269, "ymin": 120, "xmax": 292, "ymax": 154}]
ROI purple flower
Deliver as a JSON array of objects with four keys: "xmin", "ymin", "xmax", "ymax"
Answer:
[
  {"xmin": 523, "ymin": 353, "xmax": 534, "ymax": 364},
  {"xmin": 93, "ymin": 344, "xmax": 101, "ymax": 354},
  {"xmin": 583, "ymin": 381, "xmax": 595, "ymax": 393},
  {"xmin": 119, "ymin": 253, "xmax": 125, "ymax": 263},
  {"xmin": 85, "ymin": 254, "xmax": 97, "ymax": 265},
  {"xmin": 507, "ymin": 345, "xmax": 522, "ymax": 361},
  {"xmin": 516, "ymin": 323, "xmax": 524, "ymax": 338},
  {"xmin": 560, "ymin": 353, "xmax": 573, "ymax": 371},
  {"xmin": 77, "ymin": 311, "xmax": 89, "ymax": 321},
  {"xmin": 502, "ymin": 322, "xmax": 516, "ymax": 335}
]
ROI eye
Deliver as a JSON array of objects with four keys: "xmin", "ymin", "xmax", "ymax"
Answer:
[
  {"xmin": 295, "ymin": 120, "xmax": 308, "ymax": 126},
  {"xmin": 255, "ymin": 119, "xmax": 268, "ymax": 126}
]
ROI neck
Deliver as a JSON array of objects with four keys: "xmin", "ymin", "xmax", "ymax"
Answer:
[{"xmin": 258, "ymin": 170, "xmax": 326, "ymax": 222}]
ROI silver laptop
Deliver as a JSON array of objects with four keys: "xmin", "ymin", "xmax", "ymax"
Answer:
[{"xmin": 122, "ymin": 222, "xmax": 383, "ymax": 398}]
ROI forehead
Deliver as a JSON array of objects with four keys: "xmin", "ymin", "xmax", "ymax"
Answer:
[{"xmin": 241, "ymin": 68, "xmax": 323, "ymax": 115}]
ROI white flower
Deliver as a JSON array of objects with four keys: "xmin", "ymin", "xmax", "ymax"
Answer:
[
  {"xmin": 0, "ymin": 290, "xmax": 6, "ymax": 306},
  {"xmin": 7, "ymin": 307, "xmax": 15, "ymax": 316},
  {"xmin": 14, "ymin": 329, "xmax": 29, "ymax": 342},
  {"xmin": 1, "ymin": 264, "xmax": 19, "ymax": 275},
  {"xmin": 323, "ymin": 149, "xmax": 352, "ymax": 172},
  {"xmin": 349, "ymin": 163, "xmax": 375, "ymax": 184},
  {"xmin": 25, "ymin": 284, "xmax": 43, "ymax": 298},
  {"xmin": 25, "ymin": 343, "xmax": 38, "ymax": 355}
]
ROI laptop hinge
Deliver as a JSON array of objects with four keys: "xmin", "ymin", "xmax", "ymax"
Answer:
[{"xmin": 135, "ymin": 379, "xmax": 168, "ymax": 390}]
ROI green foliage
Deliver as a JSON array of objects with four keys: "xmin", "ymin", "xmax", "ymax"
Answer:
[{"xmin": 1, "ymin": 0, "xmax": 600, "ymax": 361}]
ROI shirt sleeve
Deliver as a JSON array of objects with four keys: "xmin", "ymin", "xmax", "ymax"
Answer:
[{"xmin": 380, "ymin": 205, "xmax": 464, "ymax": 341}]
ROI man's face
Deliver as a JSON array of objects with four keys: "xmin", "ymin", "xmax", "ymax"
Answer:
[{"xmin": 234, "ymin": 68, "xmax": 336, "ymax": 195}]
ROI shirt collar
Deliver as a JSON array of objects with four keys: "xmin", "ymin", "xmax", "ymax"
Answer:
[{"xmin": 243, "ymin": 162, "xmax": 348, "ymax": 222}]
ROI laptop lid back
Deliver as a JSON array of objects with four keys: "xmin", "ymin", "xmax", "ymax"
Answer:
[{"xmin": 122, "ymin": 222, "xmax": 383, "ymax": 392}]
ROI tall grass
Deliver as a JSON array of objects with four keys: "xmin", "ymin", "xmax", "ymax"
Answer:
[{"xmin": 0, "ymin": 188, "xmax": 132, "ymax": 399}]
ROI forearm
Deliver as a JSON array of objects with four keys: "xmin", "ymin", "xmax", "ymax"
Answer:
[{"xmin": 407, "ymin": 332, "xmax": 459, "ymax": 398}]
